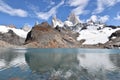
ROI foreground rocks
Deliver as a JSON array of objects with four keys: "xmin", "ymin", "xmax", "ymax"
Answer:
[{"xmin": 0, "ymin": 40, "xmax": 19, "ymax": 48}]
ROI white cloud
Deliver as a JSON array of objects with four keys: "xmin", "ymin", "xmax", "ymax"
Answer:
[
  {"xmin": 68, "ymin": 0, "xmax": 89, "ymax": 16},
  {"xmin": 114, "ymin": 12, "xmax": 120, "ymax": 20},
  {"xmin": 93, "ymin": 0, "xmax": 120, "ymax": 14},
  {"xmin": 87, "ymin": 15, "xmax": 98, "ymax": 22},
  {"xmin": 36, "ymin": 0, "xmax": 64, "ymax": 20},
  {"xmin": 50, "ymin": 1, "xmax": 55, "ymax": 5},
  {"xmin": 0, "ymin": 0, "xmax": 28, "ymax": 17},
  {"xmin": 87, "ymin": 15, "xmax": 109, "ymax": 23},
  {"xmin": 43, "ymin": 0, "xmax": 55, "ymax": 9},
  {"xmin": 43, "ymin": 0, "xmax": 55, "ymax": 5},
  {"xmin": 99, "ymin": 15, "xmax": 109, "ymax": 23}
]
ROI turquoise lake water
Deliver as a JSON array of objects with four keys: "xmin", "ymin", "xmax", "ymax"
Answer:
[{"xmin": 0, "ymin": 48, "xmax": 120, "ymax": 80}]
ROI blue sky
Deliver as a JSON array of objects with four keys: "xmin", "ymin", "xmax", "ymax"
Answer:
[{"xmin": 0, "ymin": 0, "xmax": 120, "ymax": 28}]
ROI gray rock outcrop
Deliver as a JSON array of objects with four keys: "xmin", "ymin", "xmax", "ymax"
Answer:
[{"xmin": 0, "ymin": 30, "xmax": 25, "ymax": 45}]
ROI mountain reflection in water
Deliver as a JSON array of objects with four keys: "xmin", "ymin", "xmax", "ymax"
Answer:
[{"xmin": 0, "ymin": 48, "xmax": 120, "ymax": 80}]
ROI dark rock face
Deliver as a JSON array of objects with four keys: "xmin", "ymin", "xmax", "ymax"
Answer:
[
  {"xmin": 0, "ymin": 30, "xmax": 25, "ymax": 45},
  {"xmin": 109, "ymin": 30, "xmax": 120, "ymax": 39},
  {"xmin": 25, "ymin": 22, "xmax": 79, "ymax": 48},
  {"xmin": 105, "ymin": 30, "xmax": 120, "ymax": 48},
  {"xmin": 107, "ymin": 25, "xmax": 117, "ymax": 29}
]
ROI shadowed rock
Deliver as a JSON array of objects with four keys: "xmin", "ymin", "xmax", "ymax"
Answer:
[
  {"xmin": 105, "ymin": 30, "xmax": 120, "ymax": 48},
  {"xmin": 109, "ymin": 30, "xmax": 120, "ymax": 39}
]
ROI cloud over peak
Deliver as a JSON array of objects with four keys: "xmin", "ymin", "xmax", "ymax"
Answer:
[
  {"xmin": 35, "ymin": 0, "xmax": 64, "ymax": 20},
  {"xmin": 68, "ymin": 0, "xmax": 89, "ymax": 16},
  {"xmin": 87, "ymin": 15, "xmax": 109, "ymax": 23},
  {"xmin": 0, "ymin": 0, "xmax": 28, "ymax": 17},
  {"xmin": 114, "ymin": 12, "xmax": 120, "ymax": 20}
]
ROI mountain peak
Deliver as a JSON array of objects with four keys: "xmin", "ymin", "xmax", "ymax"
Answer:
[
  {"xmin": 67, "ymin": 13, "xmax": 81, "ymax": 25},
  {"xmin": 52, "ymin": 16, "xmax": 64, "ymax": 28},
  {"xmin": 35, "ymin": 21, "xmax": 39, "ymax": 26}
]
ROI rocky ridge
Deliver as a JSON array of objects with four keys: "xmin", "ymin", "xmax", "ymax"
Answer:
[
  {"xmin": 24, "ymin": 22, "xmax": 79, "ymax": 48},
  {"xmin": 0, "ymin": 13, "xmax": 120, "ymax": 48}
]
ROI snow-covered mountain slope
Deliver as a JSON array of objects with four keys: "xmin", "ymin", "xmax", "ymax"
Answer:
[
  {"xmin": 77, "ymin": 27, "xmax": 120, "ymax": 45},
  {"xmin": 64, "ymin": 21, "xmax": 73, "ymax": 27},
  {"xmin": 0, "ymin": 25, "xmax": 29, "ymax": 38},
  {"xmin": 51, "ymin": 14, "xmax": 120, "ymax": 45}
]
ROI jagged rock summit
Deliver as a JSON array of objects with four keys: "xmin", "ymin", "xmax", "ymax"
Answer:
[
  {"xmin": 67, "ymin": 13, "xmax": 81, "ymax": 25},
  {"xmin": 52, "ymin": 13, "xmax": 81, "ymax": 28},
  {"xmin": 52, "ymin": 16, "xmax": 64, "ymax": 28}
]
